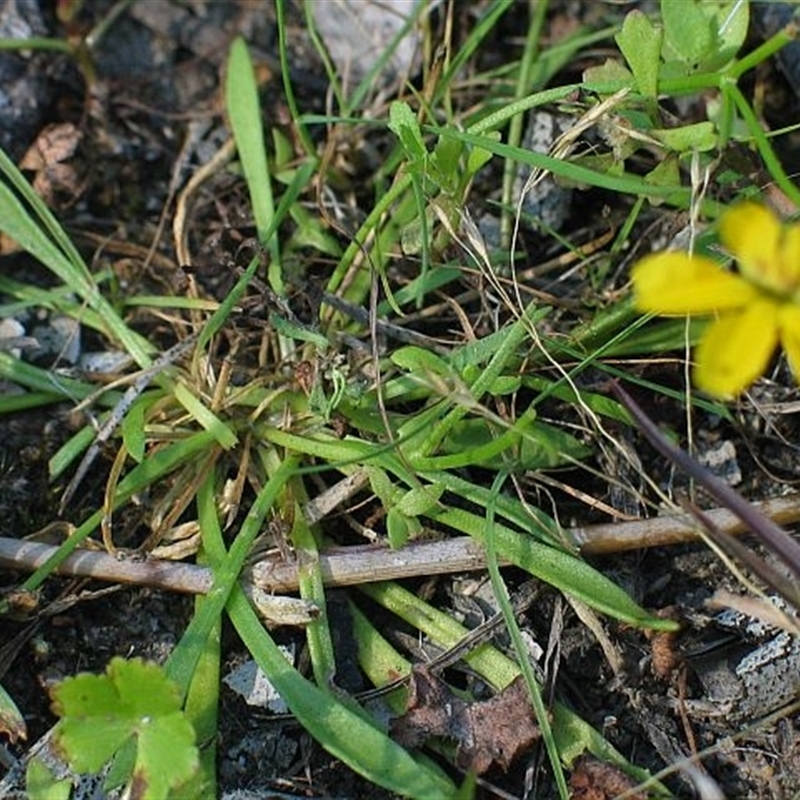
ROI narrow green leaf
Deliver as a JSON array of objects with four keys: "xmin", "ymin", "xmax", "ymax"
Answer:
[
  {"xmin": 388, "ymin": 101, "xmax": 427, "ymax": 162},
  {"xmin": 182, "ymin": 483, "xmax": 223, "ymax": 798},
  {"xmin": 450, "ymin": 307, "xmax": 550, "ymax": 373},
  {"xmin": 226, "ymin": 37, "xmax": 282, "ymax": 292},
  {"xmin": 121, "ymin": 398, "xmax": 147, "ymax": 463},
  {"xmin": 173, "ymin": 382, "xmax": 238, "ymax": 450},
  {"xmin": 228, "ymin": 588, "xmax": 456, "ymax": 798},
  {"xmin": 270, "ymin": 312, "xmax": 330, "ymax": 349},
  {"xmin": 226, "ymin": 37, "xmax": 273, "ymax": 243},
  {"xmin": 395, "ymin": 483, "xmax": 444, "ymax": 516},
  {"xmin": 290, "ymin": 499, "xmax": 337, "ymax": 687},
  {"xmin": 49, "ymin": 424, "xmax": 96, "ymax": 479},
  {"xmin": 432, "ymin": 505, "xmax": 678, "ymax": 630},
  {"xmin": 439, "ymin": 128, "xmax": 706, "ymax": 209},
  {"xmin": 0, "ymin": 351, "xmax": 95, "ymax": 402},
  {"xmin": 0, "ymin": 182, "xmax": 151, "ymax": 366},
  {"xmin": 391, "ymin": 345, "xmax": 453, "ymax": 376},
  {"xmin": 166, "ymin": 455, "xmax": 300, "ymax": 697}
]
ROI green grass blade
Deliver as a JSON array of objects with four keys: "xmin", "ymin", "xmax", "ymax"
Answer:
[
  {"xmin": 431, "ymin": 505, "xmax": 677, "ymax": 630},
  {"xmin": 0, "ymin": 155, "xmax": 152, "ymax": 366},
  {"xmin": 226, "ymin": 37, "xmax": 282, "ymax": 293},
  {"xmin": 358, "ymin": 582, "xmax": 668, "ymax": 789},
  {"xmin": 485, "ymin": 471, "xmax": 568, "ymax": 799},
  {"xmin": 440, "ymin": 126, "xmax": 721, "ymax": 211},
  {"xmin": 180, "ymin": 471, "xmax": 228, "ymax": 797},
  {"xmin": 0, "ymin": 336, "xmax": 102, "ymax": 416},
  {"xmin": 227, "ymin": 587, "xmax": 456, "ymax": 798},
  {"xmin": 173, "ymin": 382, "xmax": 238, "ymax": 450},
  {"xmin": 166, "ymin": 454, "xmax": 300, "ymax": 697},
  {"xmin": 290, "ymin": 498, "xmax": 338, "ymax": 688}
]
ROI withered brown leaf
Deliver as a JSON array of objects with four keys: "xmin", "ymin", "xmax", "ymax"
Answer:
[
  {"xmin": 569, "ymin": 754, "xmax": 646, "ymax": 800},
  {"xmin": 19, "ymin": 122, "xmax": 84, "ymax": 206},
  {"xmin": 391, "ymin": 666, "xmax": 543, "ymax": 774}
]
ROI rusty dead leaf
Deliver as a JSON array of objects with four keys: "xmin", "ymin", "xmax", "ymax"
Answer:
[
  {"xmin": 569, "ymin": 754, "xmax": 645, "ymax": 800},
  {"xmin": 391, "ymin": 666, "xmax": 542, "ymax": 774},
  {"xmin": 646, "ymin": 606, "xmax": 683, "ymax": 679},
  {"xmin": 19, "ymin": 122, "xmax": 84, "ymax": 206}
]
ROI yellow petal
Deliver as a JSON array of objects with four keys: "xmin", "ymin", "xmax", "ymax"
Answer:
[
  {"xmin": 721, "ymin": 202, "xmax": 800, "ymax": 295},
  {"xmin": 779, "ymin": 223, "xmax": 800, "ymax": 295},
  {"xmin": 720, "ymin": 202, "xmax": 780, "ymax": 281},
  {"xmin": 632, "ymin": 252, "xmax": 756, "ymax": 314},
  {"xmin": 778, "ymin": 304, "xmax": 800, "ymax": 382},
  {"xmin": 693, "ymin": 301, "xmax": 779, "ymax": 398}
]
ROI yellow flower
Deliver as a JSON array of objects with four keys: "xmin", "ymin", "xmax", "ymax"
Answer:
[{"xmin": 631, "ymin": 202, "xmax": 800, "ymax": 398}]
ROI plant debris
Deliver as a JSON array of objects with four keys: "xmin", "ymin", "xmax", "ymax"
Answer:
[
  {"xmin": 391, "ymin": 666, "xmax": 543, "ymax": 774},
  {"xmin": 568, "ymin": 754, "xmax": 646, "ymax": 800}
]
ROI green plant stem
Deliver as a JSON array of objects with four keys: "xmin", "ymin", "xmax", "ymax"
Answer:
[
  {"xmin": 726, "ymin": 81, "xmax": 800, "ymax": 209},
  {"xmin": 166, "ymin": 453, "xmax": 301, "ymax": 699},
  {"xmin": 500, "ymin": 0, "xmax": 549, "ymax": 250},
  {"xmin": 181, "ymin": 475, "xmax": 224, "ymax": 798},
  {"xmin": 276, "ymin": 0, "xmax": 315, "ymax": 156},
  {"xmin": 0, "ymin": 37, "xmax": 72, "ymax": 53},
  {"xmin": 729, "ymin": 24, "xmax": 795, "ymax": 80},
  {"xmin": 486, "ymin": 471, "xmax": 568, "ymax": 799}
]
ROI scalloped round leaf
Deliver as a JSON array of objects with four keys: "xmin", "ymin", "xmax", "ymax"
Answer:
[
  {"xmin": 133, "ymin": 711, "xmax": 199, "ymax": 800},
  {"xmin": 51, "ymin": 658, "xmax": 189, "ymax": 776},
  {"xmin": 615, "ymin": 10, "xmax": 662, "ymax": 97}
]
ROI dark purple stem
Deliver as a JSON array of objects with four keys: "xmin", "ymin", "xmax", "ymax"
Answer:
[{"xmin": 614, "ymin": 382, "xmax": 800, "ymax": 582}]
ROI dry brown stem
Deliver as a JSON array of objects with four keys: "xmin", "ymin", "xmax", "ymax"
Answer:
[{"xmin": 2, "ymin": 494, "xmax": 799, "ymax": 597}]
